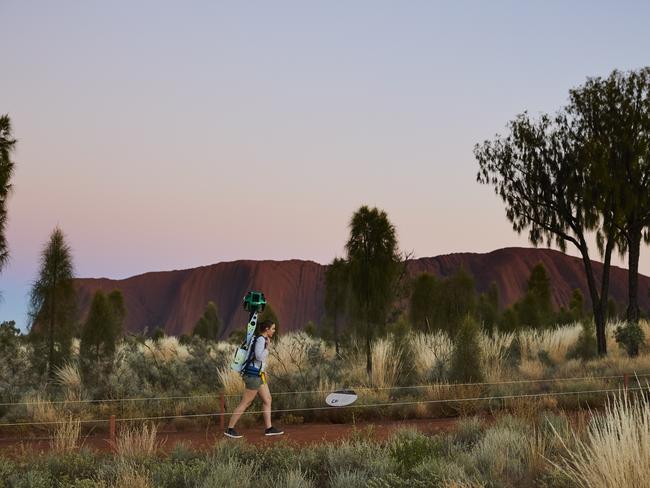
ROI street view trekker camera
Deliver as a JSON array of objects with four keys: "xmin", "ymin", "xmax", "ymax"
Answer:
[
  {"xmin": 231, "ymin": 291, "xmax": 268, "ymax": 372},
  {"xmin": 243, "ymin": 291, "xmax": 266, "ymax": 313}
]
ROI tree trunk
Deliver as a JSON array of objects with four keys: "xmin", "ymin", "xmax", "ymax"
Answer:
[
  {"xmin": 626, "ymin": 228, "xmax": 642, "ymax": 325},
  {"xmin": 334, "ymin": 316, "xmax": 340, "ymax": 358},
  {"xmin": 596, "ymin": 235, "xmax": 616, "ymax": 352},
  {"xmin": 578, "ymin": 240, "xmax": 607, "ymax": 355},
  {"xmin": 365, "ymin": 320, "xmax": 372, "ymax": 376}
]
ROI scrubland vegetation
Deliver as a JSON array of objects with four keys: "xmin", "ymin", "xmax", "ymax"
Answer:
[{"xmin": 1, "ymin": 385, "xmax": 649, "ymax": 487}]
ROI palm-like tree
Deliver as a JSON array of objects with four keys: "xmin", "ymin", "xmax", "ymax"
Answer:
[
  {"xmin": 345, "ymin": 206, "xmax": 401, "ymax": 375},
  {"xmin": 29, "ymin": 227, "xmax": 76, "ymax": 377},
  {"xmin": 0, "ymin": 114, "xmax": 16, "ymax": 272}
]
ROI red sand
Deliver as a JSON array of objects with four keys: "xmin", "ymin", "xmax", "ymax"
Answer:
[{"xmin": 0, "ymin": 417, "xmax": 460, "ymax": 456}]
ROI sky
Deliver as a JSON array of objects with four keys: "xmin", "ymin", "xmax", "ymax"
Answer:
[{"xmin": 1, "ymin": 1, "xmax": 650, "ymax": 330}]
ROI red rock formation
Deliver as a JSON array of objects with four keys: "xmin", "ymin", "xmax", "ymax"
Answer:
[{"xmin": 74, "ymin": 247, "xmax": 650, "ymax": 337}]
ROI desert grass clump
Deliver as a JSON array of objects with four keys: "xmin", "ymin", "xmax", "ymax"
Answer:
[
  {"xmin": 411, "ymin": 332, "xmax": 454, "ymax": 381},
  {"xmin": 139, "ymin": 336, "xmax": 190, "ymax": 362},
  {"xmin": 115, "ymin": 463, "xmax": 154, "ymax": 488},
  {"xmin": 552, "ymin": 389, "xmax": 650, "ymax": 488},
  {"xmin": 23, "ymin": 393, "xmax": 58, "ymax": 424},
  {"xmin": 114, "ymin": 422, "xmax": 161, "ymax": 459},
  {"xmin": 55, "ymin": 362, "xmax": 85, "ymax": 404},
  {"xmin": 371, "ymin": 338, "xmax": 402, "ymax": 389},
  {"xmin": 49, "ymin": 414, "xmax": 81, "ymax": 454},
  {"xmin": 218, "ymin": 366, "xmax": 244, "ymax": 397}
]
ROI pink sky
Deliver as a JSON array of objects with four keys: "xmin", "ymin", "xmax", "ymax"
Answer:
[{"xmin": 2, "ymin": 1, "xmax": 649, "ymax": 328}]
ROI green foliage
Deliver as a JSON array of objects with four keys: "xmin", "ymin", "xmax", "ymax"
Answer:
[
  {"xmin": 388, "ymin": 429, "xmax": 443, "ymax": 476},
  {"xmin": 607, "ymin": 298, "xmax": 619, "ymax": 321},
  {"xmin": 614, "ymin": 322, "xmax": 646, "ymax": 357},
  {"xmin": 566, "ymin": 321, "xmax": 598, "ymax": 361},
  {"xmin": 324, "ymin": 257, "xmax": 349, "ymax": 354},
  {"xmin": 476, "ymin": 282, "xmax": 499, "ymax": 335},
  {"xmin": 569, "ymin": 289, "xmax": 585, "ymax": 322},
  {"xmin": 409, "ymin": 273, "xmax": 437, "ymax": 332},
  {"xmin": 151, "ymin": 326, "xmax": 165, "ymax": 341},
  {"xmin": 259, "ymin": 303, "xmax": 280, "ymax": 331},
  {"xmin": 193, "ymin": 301, "xmax": 221, "ymax": 341},
  {"xmin": 473, "ymin": 69, "xmax": 650, "ymax": 354},
  {"xmin": 28, "ymin": 227, "xmax": 77, "ymax": 377},
  {"xmin": 79, "ymin": 289, "xmax": 125, "ymax": 387},
  {"xmin": 345, "ymin": 205, "xmax": 402, "ymax": 374},
  {"xmin": 450, "ymin": 315, "xmax": 483, "ymax": 383},
  {"xmin": 0, "ymin": 114, "xmax": 16, "ymax": 274},
  {"xmin": 516, "ymin": 263, "xmax": 553, "ymax": 328},
  {"xmin": 408, "ymin": 268, "xmax": 478, "ymax": 337}
]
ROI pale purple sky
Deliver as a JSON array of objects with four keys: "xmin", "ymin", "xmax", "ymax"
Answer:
[{"xmin": 2, "ymin": 1, "xmax": 650, "ymax": 329}]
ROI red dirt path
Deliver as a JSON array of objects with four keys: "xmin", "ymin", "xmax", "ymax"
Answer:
[{"xmin": 0, "ymin": 417, "xmax": 461, "ymax": 456}]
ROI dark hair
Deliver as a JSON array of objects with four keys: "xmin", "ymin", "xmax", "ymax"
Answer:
[{"xmin": 255, "ymin": 320, "xmax": 275, "ymax": 336}]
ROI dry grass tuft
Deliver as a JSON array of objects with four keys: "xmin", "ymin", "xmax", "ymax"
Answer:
[
  {"xmin": 50, "ymin": 415, "xmax": 81, "ymax": 454},
  {"xmin": 55, "ymin": 362, "xmax": 84, "ymax": 403},
  {"xmin": 218, "ymin": 366, "xmax": 244, "ymax": 397},
  {"xmin": 114, "ymin": 463, "xmax": 153, "ymax": 488},
  {"xmin": 23, "ymin": 393, "xmax": 58, "ymax": 424},
  {"xmin": 552, "ymin": 389, "xmax": 650, "ymax": 488},
  {"xmin": 139, "ymin": 337, "xmax": 189, "ymax": 362},
  {"xmin": 371, "ymin": 338, "xmax": 402, "ymax": 389},
  {"xmin": 114, "ymin": 422, "xmax": 162, "ymax": 458}
]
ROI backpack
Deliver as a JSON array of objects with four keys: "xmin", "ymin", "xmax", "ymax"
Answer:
[{"xmin": 230, "ymin": 312, "xmax": 259, "ymax": 372}]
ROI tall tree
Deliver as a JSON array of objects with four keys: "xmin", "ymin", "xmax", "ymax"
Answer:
[
  {"xmin": 80, "ymin": 289, "xmax": 125, "ymax": 366},
  {"xmin": 193, "ymin": 301, "xmax": 222, "ymax": 341},
  {"xmin": 29, "ymin": 227, "xmax": 77, "ymax": 377},
  {"xmin": 324, "ymin": 257, "xmax": 349, "ymax": 356},
  {"xmin": 475, "ymin": 84, "xmax": 620, "ymax": 355},
  {"xmin": 477, "ymin": 282, "xmax": 500, "ymax": 335},
  {"xmin": 409, "ymin": 273, "xmax": 438, "ymax": 332},
  {"xmin": 345, "ymin": 206, "xmax": 401, "ymax": 374},
  {"xmin": 0, "ymin": 114, "xmax": 16, "ymax": 274},
  {"xmin": 569, "ymin": 68, "xmax": 650, "ymax": 326},
  {"xmin": 517, "ymin": 263, "xmax": 553, "ymax": 328}
]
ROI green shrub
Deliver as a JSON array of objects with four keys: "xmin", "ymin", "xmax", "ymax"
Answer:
[
  {"xmin": 10, "ymin": 468, "xmax": 54, "ymax": 488},
  {"xmin": 150, "ymin": 458, "xmax": 210, "ymax": 488},
  {"xmin": 450, "ymin": 315, "xmax": 483, "ymax": 383},
  {"xmin": 566, "ymin": 321, "xmax": 598, "ymax": 361},
  {"xmin": 0, "ymin": 457, "xmax": 16, "ymax": 485},
  {"xmin": 199, "ymin": 458, "xmax": 257, "ymax": 488},
  {"xmin": 388, "ymin": 428, "xmax": 442, "ymax": 476},
  {"xmin": 614, "ymin": 322, "xmax": 646, "ymax": 357},
  {"xmin": 328, "ymin": 468, "xmax": 370, "ymax": 488}
]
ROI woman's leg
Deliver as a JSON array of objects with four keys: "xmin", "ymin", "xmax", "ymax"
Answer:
[
  {"xmin": 257, "ymin": 384, "xmax": 272, "ymax": 429},
  {"xmin": 228, "ymin": 389, "xmax": 258, "ymax": 429}
]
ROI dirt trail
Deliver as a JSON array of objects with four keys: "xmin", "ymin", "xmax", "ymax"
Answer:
[{"xmin": 0, "ymin": 417, "xmax": 460, "ymax": 456}]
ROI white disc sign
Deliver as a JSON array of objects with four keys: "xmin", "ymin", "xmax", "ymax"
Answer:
[{"xmin": 325, "ymin": 390, "xmax": 358, "ymax": 407}]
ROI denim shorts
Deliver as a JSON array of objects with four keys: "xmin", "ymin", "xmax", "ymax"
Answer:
[{"xmin": 243, "ymin": 374, "xmax": 263, "ymax": 390}]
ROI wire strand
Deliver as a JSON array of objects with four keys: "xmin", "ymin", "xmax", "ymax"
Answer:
[
  {"xmin": 0, "ymin": 385, "xmax": 643, "ymax": 428},
  {"xmin": 1, "ymin": 371, "xmax": 646, "ymax": 406}
]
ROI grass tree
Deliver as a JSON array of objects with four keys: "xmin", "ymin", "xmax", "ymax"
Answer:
[
  {"xmin": 29, "ymin": 227, "xmax": 77, "ymax": 378},
  {"xmin": 345, "ymin": 205, "xmax": 401, "ymax": 375}
]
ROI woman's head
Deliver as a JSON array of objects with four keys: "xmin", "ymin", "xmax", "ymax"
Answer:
[{"xmin": 256, "ymin": 320, "xmax": 276, "ymax": 337}]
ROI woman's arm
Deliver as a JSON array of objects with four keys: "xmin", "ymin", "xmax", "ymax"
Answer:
[{"xmin": 254, "ymin": 336, "xmax": 269, "ymax": 363}]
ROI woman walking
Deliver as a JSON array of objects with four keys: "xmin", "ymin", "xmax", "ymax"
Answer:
[{"xmin": 224, "ymin": 320, "xmax": 284, "ymax": 438}]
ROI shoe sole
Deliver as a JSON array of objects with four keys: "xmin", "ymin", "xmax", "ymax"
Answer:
[
  {"xmin": 224, "ymin": 432, "xmax": 243, "ymax": 439},
  {"xmin": 264, "ymin": 432, "xmax": 284, "ymax": 436}
]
